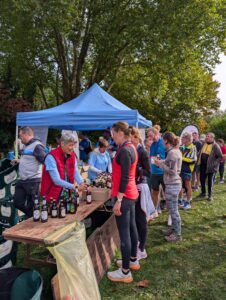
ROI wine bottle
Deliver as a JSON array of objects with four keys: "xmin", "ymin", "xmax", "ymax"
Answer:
[
  {"xmin": 33, "ymin": 195, "xmax": 40, "ymax": 222},
  {"xmin": 41, "ymin": 196, "xmax": 48, "ymax": 223},
  {"xmin": 51, "ymin": 199, "xmax": 58, "ymax": 218}
]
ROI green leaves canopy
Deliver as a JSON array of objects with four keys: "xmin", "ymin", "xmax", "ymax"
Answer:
[{"xmin": 0, "ymin": 0, "xmax": 226, "ymax": 132}]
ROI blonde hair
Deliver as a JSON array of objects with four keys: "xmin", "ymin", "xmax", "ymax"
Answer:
[
  {"xmin": 147, "ymin": 127, "xmax": 159, "ymax": 136},
  {"xmin": 182, "ymin": 132, "xmax": 192, "ymax": 143},
  {"xmin": 129, "ymin": 126, "xmax": 142, "ymax": 143},
  {"xmin": 153, "ymin": 124, "xmax": 161, "ymax": 132}
]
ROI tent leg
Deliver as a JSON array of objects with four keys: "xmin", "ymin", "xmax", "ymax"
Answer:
[{"xmin": 15, "ymin": 125, "xmax": 19, "ymax": 159}]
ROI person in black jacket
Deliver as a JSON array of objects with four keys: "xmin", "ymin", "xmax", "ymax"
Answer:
[{"xmin": 130, "ymin": 127, "xmax": 152, "ymax": 260}]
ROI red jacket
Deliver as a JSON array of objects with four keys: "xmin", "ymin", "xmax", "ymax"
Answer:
[
  {"xmin": 112, "ymin": 143, "xmax": 138, "ymax": 200},
  {"xmin": 41, "ymin": 147, "xmax": 75, "ymax": 201}
]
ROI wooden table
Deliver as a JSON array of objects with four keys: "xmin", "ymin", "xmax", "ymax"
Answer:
[
  {"xmin": 3, "ymin": 199, "xmax": 107, "ymax": 245},
  {"xmin": 3, "ymin": 197, "xmax": 120, "ymax": 286}
]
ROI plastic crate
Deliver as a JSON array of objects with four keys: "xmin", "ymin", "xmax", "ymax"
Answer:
[
  {"xmin": 0, "ymin": 236, "xmax": 17, "ymax": 267},
  {"xmin": 0, "ymin": 180, "xmax": 17, "ymax": 200},
  {"xmin": 0, "ymin": 199, "xmax": 26, "ymax": 226},
  {"xmin": 0, "ymin": 219, "xmax": 10, "ymax": 235},
  {"xmin": 0, "ymin": 159, "xmax": 18, "ymax": 189}
]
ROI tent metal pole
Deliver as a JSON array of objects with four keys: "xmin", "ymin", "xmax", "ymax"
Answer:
[{"xmin": 15, "ymin": 125, "xmax": 19, "ymax": 159}]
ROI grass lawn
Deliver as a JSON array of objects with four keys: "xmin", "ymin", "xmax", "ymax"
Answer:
[{"xmin": 16, "ymin": 181, "xmax": 226, "ymax": 300}]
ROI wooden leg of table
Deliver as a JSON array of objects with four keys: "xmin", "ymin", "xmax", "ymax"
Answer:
[{"xmin": 25, "ymin": 244, "xmax": 31, "ymax": 267}]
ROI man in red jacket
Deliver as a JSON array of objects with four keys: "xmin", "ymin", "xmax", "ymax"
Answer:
[{"xmin": 41, "ymin": 133, "xmax": 84, "ymax": 201}]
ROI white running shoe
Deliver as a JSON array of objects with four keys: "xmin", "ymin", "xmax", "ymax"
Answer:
[
  {"xmin": 107, "ymin": 268, "xmax": 133, "ymax": 283},
  {"xmin": 137, "ymin": 248, "xmax": 147, "ymax": 261},
  {"xmin": 116, "ymin": 259, "xmax": 140, "ymax": 270}
]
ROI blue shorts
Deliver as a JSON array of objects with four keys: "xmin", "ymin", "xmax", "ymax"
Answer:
[{"xmin": 180, "ymin": 172, "xmax": 192, "ymax": 181}]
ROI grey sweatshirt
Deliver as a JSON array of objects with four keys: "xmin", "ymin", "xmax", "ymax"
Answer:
[{"xmin": 159, "ymin": 147, "xmax": 182, "ymax": 185}]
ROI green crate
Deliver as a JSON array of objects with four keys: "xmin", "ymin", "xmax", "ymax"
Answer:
[
  {"xmin": 0, "ymin": 183, "xmax": 16, "ymax": 201},
  {"xmin": 0, "ymin": 219, "xmax": 10, "ymax": 235},
  {"xmin": 0, "ymin": 199, "xmax": 26, "ymax": 226},
  {"xmin": 0, "ymin": 159, "xmax": 18, "ymax": 189},
  {"xmin": 0, "ymin": 236, "xmax": 17, "ymax": 268}
]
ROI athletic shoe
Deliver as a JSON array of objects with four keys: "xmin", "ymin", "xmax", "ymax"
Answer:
[
  {"xmin": 165, "ymin": 233, "xmax": 182, "ymax": 242},
  {"xmin": 207, "ymin": 196, "xmax": 213, "ymax": 202},
  {"xmin": 178, "ymin": 199, "xmax": 184, "ymax": 207},
  {"xmin": 147, "ymin": 215, "xmax": 155, "ymax": 223},
  {"xmin": 157, "ymin": 206, "xmax": 162, "ymax": 214},
  {"xmin": 116, "ymin": 259, "xmax": 140, "ymax": 270},
  {"xmin": 137, "ymin": 248, "xmax": 147, "ymax": 261},
  {"xmin": 183, "ymin": 201, "xmax": 191, "ymax": 210},
  {"xmin": 160, "ymin": 200, "xmax": 167, "ymax": 210},
  {"xmin": 219, "ymin": 180, "xmax": 224, "ymax": 184},
  {"xmin": 196, "ymin": 193, "xmax": 206, "ymax": 200},
  {"xmin": 107, "ymin": 268, "xmax": 133, "ymax": 283},
  {"xmin": 152, "ymin": 210, "xmax": 159, "ymax": 218},
  {"xmin": 167, "ymin": 214, "xmax": 172, "ymax": 226},
  {"xmin": 162, "ymin": 227, "xmax": 173, "ymax": 236}
]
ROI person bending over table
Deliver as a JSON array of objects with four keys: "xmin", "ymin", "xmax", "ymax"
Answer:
[
  {"xmin": 41, "ymin": 133, "xmax": 84, "ymax": 201},
  {"xmin": 107, "ymin": 121, "xmax": 139, "ymax": 284},
  {"xmin": 88, "ymin": 138, "xmax": 112, "ymax": 181}
]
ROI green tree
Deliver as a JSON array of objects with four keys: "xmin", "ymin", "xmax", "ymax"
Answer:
[
  {"xmin": 0, "ymin": 0, "xmax": 225, "ymax": 130},
  {"xmin": 207, "ymin": 112, "xmax": 226, "ymax": 140}
]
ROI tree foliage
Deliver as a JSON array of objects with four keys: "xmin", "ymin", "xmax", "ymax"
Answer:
[
  {"xmin": 0, "ymin": 0, "xmax": 226, "ymax": 136},
  {"xmin": 207, "ymin": 112, "xmax": 226, "ymax": 140}
]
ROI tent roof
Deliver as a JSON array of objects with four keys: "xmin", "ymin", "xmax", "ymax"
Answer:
[{"xmin": 17, "ymin": 83, "xmax": 151, "ymax": 130}]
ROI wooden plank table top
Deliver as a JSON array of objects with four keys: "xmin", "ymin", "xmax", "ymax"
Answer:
[{"xmin": 3, "ymin": 198, "xmax": 108, "ymax": 245}]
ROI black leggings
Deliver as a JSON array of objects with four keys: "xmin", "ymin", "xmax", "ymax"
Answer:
[
  {"xmin": 14, "ymin": 180, "xmax": 40, "ymax": 218},
  {"xmin": 115, "ymin": 197, "xmax": 138, "ymax": 269},
  {"xmin": 135, "ymin": 195, "xmax": 147, "ymax": 252},
  {"xmin": 200, "ymin": 165, "xmax": 215, "ymax": 197},
  {"xmin": 219, "ymin": 162, "xmax": 225, "ymax": 180}
]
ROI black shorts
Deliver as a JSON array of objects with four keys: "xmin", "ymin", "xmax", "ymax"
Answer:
[{"xmin": 151, "ymin": 174, "xmax": 165, "ymax": 191}]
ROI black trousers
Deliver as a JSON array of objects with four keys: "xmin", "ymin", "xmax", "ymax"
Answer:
[
  {"xmin": 13, "ymin": 179, "xmax": 40, "ymax": 218},
  {"xmin": 115, "ymin": 197, "xmax": 138, "ymax": 270},
  {"xmin": 135, "ymin": 194, "xmax": 147, "ymax": 252},
  {"xmin": 200, "ymin": 165, "xmax": 215, "ymax": 197},
  {"xmin": 219, "ymin": 162, "xmax": 225, "ymax": 180}
]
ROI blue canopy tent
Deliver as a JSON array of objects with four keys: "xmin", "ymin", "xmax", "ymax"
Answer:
[{"xmin": 16, "ymin": 83, "xmax": 151, "ymax": 130}]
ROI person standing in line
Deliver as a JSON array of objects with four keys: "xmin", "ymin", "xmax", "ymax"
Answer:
[
  {"xmin": 79, "ymin": 132, "xmax": 92, "ymax": 162},
  {"xmin": 144, "ymin": 135, "xmax": 153, "ymax": 193},
  {"xmin": 191, "ymin": 132, "xmax": 203, "ymax": 191},
  {"xmin": 147, "ymin": 127, "xmax": 165, "ymax": 216},
  {"xmin": 130, "ymin": 127, "xmax": 154, "ymax": 260},
  {"xmin": 154, "ymin": 132, "xmax": 182, "ymax": 242},
  {"xmin": 178, "ymin": 132, "xmax": 197, "ymax": 210},
  {"xmin": 13, "ymin": 126, "xmax": 46, "ymax": 218},
  {"xmin": 107, "ymin": 121, "xmax": 139, "ymax": 283},
  {"xmin": 41, "ymin": 133, "xmax": 85, "ymax": 201},
  {"xmin": 196, "ymin": 133, "xmax": 223, "ymax": 201},
  {"xmin": 217, "ymin": 139, "xmax": 226, "ymax": 183}
]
